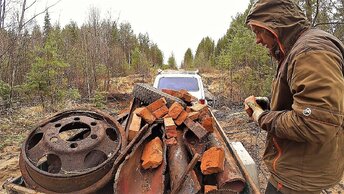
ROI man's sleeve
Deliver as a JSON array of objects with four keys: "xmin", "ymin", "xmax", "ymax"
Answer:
[{"xmin": 258, "ymin": 51, "xmax": 344, "ymax": 143}]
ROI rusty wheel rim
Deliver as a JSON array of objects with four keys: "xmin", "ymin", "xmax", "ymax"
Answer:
[{"xmin": 20, "ymin": 109, "xmax": 122, "ymax": 193}]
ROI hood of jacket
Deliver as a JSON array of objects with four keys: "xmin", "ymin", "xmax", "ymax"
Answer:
[{"xmin": 245, "ymin": 0, "xmax": 311, "ymax": 58}]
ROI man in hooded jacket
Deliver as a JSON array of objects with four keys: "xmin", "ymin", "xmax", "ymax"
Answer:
[{"xmin": 244, "ymin": 0, "xmax": 344, "ymax": 193}]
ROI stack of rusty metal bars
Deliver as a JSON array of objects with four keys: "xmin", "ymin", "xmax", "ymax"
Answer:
[
  {"xmin": 7, "ymin": 83, "xmax": 259, "ymax": 194},
  {"xmin": 114, "ymin": 83, "xmax": 247, "ymax": 194}
]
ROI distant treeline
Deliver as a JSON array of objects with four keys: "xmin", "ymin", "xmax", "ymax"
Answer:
[
  {"xmin": 181, "ymin": 0, "xmax": 343, "ymax": 102},
  {"xmin": 0, "ymin": 0, "xmax": 342, "ymax": 108}
]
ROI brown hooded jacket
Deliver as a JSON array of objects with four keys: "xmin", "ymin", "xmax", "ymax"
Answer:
[{"xmin": 246, "ymin": 0, "xmax": 344, "ymax": 192}]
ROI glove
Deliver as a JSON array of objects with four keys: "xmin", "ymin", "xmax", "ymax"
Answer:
[
  {"xmin": 244, "ymin": 96, "xmax": 264, "ymax": 122},
  {"xmin": 255, "ymin": 96, "xmax": 270, "ymax": 110}
]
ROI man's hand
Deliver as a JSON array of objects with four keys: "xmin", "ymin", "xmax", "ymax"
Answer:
[
  {"xmin": 244, "ymin": 95, "xmax": 264, "ymax": 122},
  {"xmin": 255, "ymin": 97, "xmax": 270, "ymax": 110}
]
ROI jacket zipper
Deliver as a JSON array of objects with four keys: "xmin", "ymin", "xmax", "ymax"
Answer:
[{"xmin": 272, "ymin": 137, "xmax": 282, "ymax": 172}]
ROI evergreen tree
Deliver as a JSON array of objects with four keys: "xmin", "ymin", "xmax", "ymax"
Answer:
[
  {"xmin": 0, "ymin": 80, "xmax": 10, "ymax": 102},
  {"xmin": 119, "ymin": 22, "xmax": 138, "ymax": 64},
  {"xmin": 150, "ymin": 44, "xmax": 164, "ymax": 67},
  {"xmin": 167, "ymin": 53, "xmax": 177, "ymax": 69},
  {"xmin": 332, "ymin": 0, "xmax": 344, "ymax": 41},
  {"xmin": 215, "ymin": 6, "xmax": 273, "ymax": 100},
  {"xmin": 214, "ymin": 36, "xmax": 228, "ymax": 58},
  {"xmin": 182, "ymin": 48, "xmax": 194, "ymax": 69},
  {"xmin": 138, "ymin": 32, "xmax": 150, "ymax": 54},
  {"xmin": 194, "ymin": 37, "xmax": 215, "ymax": 68},
  {"xmin": 24, "ymin": 30, "xmax": 69, "ymax": 107},
  {"xmin": 295, "ymin": 0, "xmax": 344, "ymax": 40},
  {"xmin": 130, "ymin": 47, "xmax": 150, "ymax": 75},
  {"xmin": 43, "ymin": 11, "xmax": 52, "ymax": 38}
]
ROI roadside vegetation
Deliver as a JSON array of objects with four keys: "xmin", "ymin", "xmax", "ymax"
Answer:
[
  {"xmin": 0, "ymin": 1, "xmax": 343, "ymax": 192},
  {"xmin": 0, "ymin": 0, "xmax": 342, "ymax": 150},
  {"xmin": 0, "ymin": 0, "xmax": 343, "ymax": 111}
]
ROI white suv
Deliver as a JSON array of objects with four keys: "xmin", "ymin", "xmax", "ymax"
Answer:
[{"xmin": 153, "ymin": 69, "xmax": 206, "ymax": 104}]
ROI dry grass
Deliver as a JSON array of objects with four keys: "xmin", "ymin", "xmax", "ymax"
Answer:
[{"xmin": 1, "ymin": 71, "xmax": 343, "ymax": 194}]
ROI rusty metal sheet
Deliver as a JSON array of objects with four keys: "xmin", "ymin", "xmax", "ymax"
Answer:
[
  {"xmin": 183, "ymin": 117, "xmax": 208, "ymax": 139},
  {"xmin": 114, "ymin": 124, "xmax": 167, "ymax": 194},
  {"xmin": 209, "ymin": 110, "xmax": 260, "ymax": 194},
  {"xmin": 183, "ymin": 122, "xmax": 246, "ymax": 192},
  {"xmin": 168, "ymin": 130, "xmax": 201, "ymax": 194},
  {"xmin": 112, "ymin": 123, "xmax": 150, "ymax": 172},
  {"xmin": 2, "ymin": 178, "xmax": 45, "ymax": 194},
  {"xmin": 183, "ymin": 129, "xmax": 210, "ymax": 161},
  {"xmin": 208, "ymin": 130, "xmax": 246, "ymax": 193},
  {"xmin": 115, "ymin": 108, "xmax": 130, "ymax": 125}
]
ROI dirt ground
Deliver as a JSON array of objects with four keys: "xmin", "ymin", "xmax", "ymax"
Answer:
[
  {"xmin": 213, "ymin": 106, "xmax": 344, "ymax": 194},
  {"xmin": 0, "ymin": 73, "xmax": 343, "ymax": 194}
]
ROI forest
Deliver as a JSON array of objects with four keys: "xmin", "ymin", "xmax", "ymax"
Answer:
[{"xmin": 0, "ymin": 0, "xmax": 343, "ymax": 109}]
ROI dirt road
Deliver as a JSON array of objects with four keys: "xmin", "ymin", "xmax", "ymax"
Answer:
[
  {"xmin": 213, "ymin": 105, "xmax": 344, "ymax": 194},
  {"xmin": 0, "ymin": 103, "xmax": 344, "ymax": 194},
  {"xmin": 0, "ymin": 99, "xmax": 343, "ymax": 193}
]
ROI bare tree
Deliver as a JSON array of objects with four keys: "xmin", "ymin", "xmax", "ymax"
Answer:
[
  {"xmin": 17, "ymin": 0, "xmax": 61, "ymax": 33},
  {"xmin": 0, "ymin": 0, "xmax": 6, "ymax": 28},
  {"xmin": 5, "ymin": 0, "xmax": 62, "ymax": 107},
  {"xmin": 87, "ymin": 6, "xmax": 101, "ymax": 92}
]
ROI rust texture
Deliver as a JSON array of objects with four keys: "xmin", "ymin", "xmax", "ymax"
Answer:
[
  {"xmin": 183, "ymin": 122, "xmax": 246, "ymax": 193},
  {"xmin": 19, "ymin": 109, "xmax": 122, "ymax": 193},
  {"xmin": 114, "ymin": 124, "xmax": 167, "ymax": 194},
  {"xmin": 7, "ymin": 85, "xmax": 261, "ymax": 194},
  {"xmin": 170, "ymin": 153, "xmax": 201, "ymax": 194},
  {"xmin": 111, "ymin": 123, "xmax": 150, "ymax": 172},
  {"xmin": 183, "ymin": 129, "xmax": 210, "ymax": 161},
  {"xmin": 209, "ymin": 130, "xmax": 246, "ymax": 192},
  {"xmin": 168, "ymin": 130, "xmax": 201, "ymax": 194},
  {"xmin": 183, "ymin": 117, "xmax": 208, "ymax": 139}
]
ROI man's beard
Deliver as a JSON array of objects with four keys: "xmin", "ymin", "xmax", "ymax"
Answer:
[{"xmin": 269, "ymin": 42, "xmax": 283, "ymax": 61}]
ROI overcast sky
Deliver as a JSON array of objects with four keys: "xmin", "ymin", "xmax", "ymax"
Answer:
[{"xmin": 34, "ymin": 0, "xmax": 250, "ymax": 65}]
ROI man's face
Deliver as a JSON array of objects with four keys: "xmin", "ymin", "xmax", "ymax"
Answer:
[{"xmin": 251, "ymin": 25, "xmax": 276, "ymax": 54}]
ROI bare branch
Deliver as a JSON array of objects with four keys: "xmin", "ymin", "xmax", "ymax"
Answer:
[
  {"xmin": 0, "ymin": 44, "xmax": 11, "ymax": 59},
  {"xmin": 2, "ymin": 0, "xmax": 5, "ymax": 23},
  {"xmin": 18, "ymin": 0, "xmax": 26, "ymax": 32},
  {"xmin": 0, "ymin": 0, "xmax": 3, "ymax": 28},
  {"xmin": 21, "ymin": 0, "xmax": 62, "ymax": 31},
  {"xmin": 25, "ymin": 0, "xmax": 37, "ymax": 11},
  {"xmin": 314, "ymin": 22, "xmax": 344, "ymax": 27},
  {"xmin": 312, "ymin": 0, "xmax": 319, "ymax": 27}
]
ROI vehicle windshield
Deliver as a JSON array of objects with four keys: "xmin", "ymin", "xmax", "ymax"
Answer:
[{"xmin": 157, "ymin": 77, "xmax": 199, "ymax": 91}]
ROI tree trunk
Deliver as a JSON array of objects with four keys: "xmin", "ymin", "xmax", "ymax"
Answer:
[
  {"xmin": 8, "ymin": 36, "xmax": 17, "ymax": 108},
  {"xmin": 0, "ymin": 0, "xmax": 5, "ymax": 29},
  {"xmin": 0, "ymin": 0, "xmax": 2, "ymax": 28},
  {"xmin": 230, "ymin": 68, "xmax": 233, "ymax": 101},
  {"xmin": 83, "ymin": 33, "xmax": 92, "ymax": 100},
  {"xmin": 18, "ymin": 0, "xmax": 27, "ymax": 33},
  {"xmin": 305, "ymin": 0, "xmax": 313, "ymax": 24},
  {"xmin": 8, "ymin": 0, "xmax": 26, "ymax": 107}
]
